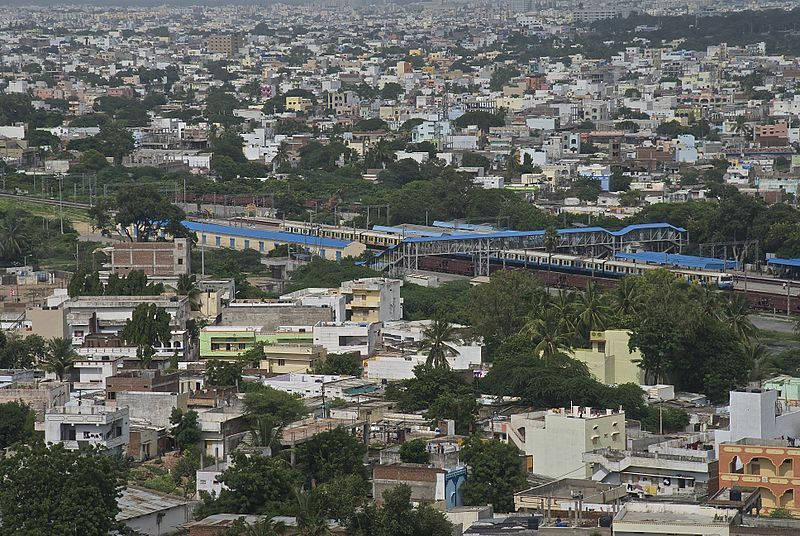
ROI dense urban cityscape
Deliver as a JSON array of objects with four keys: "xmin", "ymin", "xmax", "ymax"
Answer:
[{"xmin": 7, "ymin": 1, "xmax": 800, "ymax": 535}]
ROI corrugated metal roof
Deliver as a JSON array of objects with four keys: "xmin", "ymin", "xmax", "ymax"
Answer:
[
  {"xmin": 767, "ymin": 257, "xmax": 800, "ymax": 268},
  {"xmin": 614, "ymin": 251, "xmax": 738, "ymax": 270},
  {"xmin": 183, "ymin": 221, "xmax": 353, "ymax": 248},
  {"xmin": 400, "ymin": 223, "xmax": 687, "ymax": 244}
]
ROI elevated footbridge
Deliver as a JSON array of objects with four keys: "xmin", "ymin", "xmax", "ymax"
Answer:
[{"xmin": 368, "ymin": 223, "xmax": 687, "ymax": 276}]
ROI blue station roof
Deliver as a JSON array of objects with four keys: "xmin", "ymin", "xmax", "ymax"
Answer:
[
  {"xmin": 183, "ymin": 221, "xmax": 353, "ymax": 249},
  {"xmin": 400, "ymin": 223, "xmax": 687, "ymax": 244},
  {"xmin": 767, "ymin": 258, "xmax": 800, "ymax": 268},
  {"xmin": 614, "ymin": 251, "xmax": 738, "ymax": 270}
]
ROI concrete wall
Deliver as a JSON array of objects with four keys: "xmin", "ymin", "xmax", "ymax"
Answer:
[
  {"xmin": 221, "ymin": 305, "xmax": 333, "ymax": 331},
  {"xmin": 116, "ymin": 391, "xmax": 189, "ymax": 428}
]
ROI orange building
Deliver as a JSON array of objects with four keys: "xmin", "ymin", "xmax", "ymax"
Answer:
[{"xmin": 718, "ymin": 439, "xmax": 800, "ymax": 514}]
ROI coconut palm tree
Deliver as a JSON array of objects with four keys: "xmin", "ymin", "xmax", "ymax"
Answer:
[
  {"xmin": 574, "ymin": 282, "xmax": 611, "ymax": 340},
  {"xmin": 0, "ymin": 215, "xmax": 28, "ymax": 262},
  {"xmin": 691, "ymin": 285, "xmax": 721, "ymax": 318},
  {"xmin": 176, "ymin": 273, "xmax": 201, "ymax": 311},
  {"xmin": 366, "ymin": 139, "xmax": 396, "ymax": 169},
  {"xmin": 274, "ymin": 142, "xmax": 290, "ymax": 170},
  {"xmin": 611, "ymin": 277, "xmax": 643, "ymax": 318},
  {"xmin": 294, "ymin": 488, "xmax": 331, "ymax": 536},
  {"xmin": 745, "ymin": 341, "xmax": 770, "ymax": 381},
  {"xmin": 42, "ymin": 337, "xmax": 76, "ymax": 382},
  {"xmin": 420, "ymin": 316, "xmax": 459, "ymax": 370},
  {"xmin": 722, "ymin": 294, "xmax": 757, "ymax": 341},
  {"xmin": 520, "ymin": 309, "xmax": 573, "ymax": 359}
]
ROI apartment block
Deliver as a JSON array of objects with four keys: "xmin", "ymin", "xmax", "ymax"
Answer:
[
  {"xmin": 719, "ymin": 439, "xmax": 800, "ymax": 515},
  {"xmin": 570, "ymin": 330, "xmax": 645, "ymax": 386},
  {"xmin": 207, "ymin": 33, "xmax": 242, "ymax": 56},
  {"xmin": 340, "ymin": 278, "xmax": 403, "ymax": 323},
  {"xmin": 313, "ymin": 321, "xmax": 380, "ymax": 357},
  {"xmin": 45, "ymin": 405, "xmax": 130, "ymax": 455},
  {"xmin": 199, "ymin": 325, "xmax": 312, "ymax": 360},
  {"xmin": 506, "ymin": 406, "xmax": 626, "ymax": 478}
]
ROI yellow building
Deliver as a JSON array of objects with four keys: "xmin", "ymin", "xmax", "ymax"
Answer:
[
  {"xmin": 570, "ymin": 330, "xmax": 645, "ymax": 386},
  {"xmin": 259, "ymin": 344, "xmax": 326, "ymax": 374},
  {"xmin": 286, "ymin": 96, "xmax": 312, "ymax": 113},
  {"xmin": 183, "ymin": 221, "xmax": 366, "ymax": 261},
  {"xmin": 340, "ymin": 278, "xmax": 403, "ymax": 323}
]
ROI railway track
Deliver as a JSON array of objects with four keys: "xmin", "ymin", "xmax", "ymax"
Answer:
[{"xmin": 0, "ymin": 191, "xmax": 92, "ymax": 210}]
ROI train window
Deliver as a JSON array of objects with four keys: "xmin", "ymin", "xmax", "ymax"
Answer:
[
  {"xmin": 259, "ymin": 241, "xmax": 265, "ymax": 252},
  {"xmin": 229, "ymin": 238, "xmax": 236, "ymax": 248},
  {"xmin": 215, "ymin": 236, "xmax": 221, "ymax": 247},
  {"xmin": 244, "ymin": 239, "xmax": 250, "ymax": 249}
]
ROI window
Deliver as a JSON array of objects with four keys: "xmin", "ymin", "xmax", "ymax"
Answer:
[
  {"xmin": 229, "ymin": 238, "xmax": 236, "ymax": 248},
  {"xmin": 259, "ymin": 241, "xmax": 265, "ymax": 252},
  {"xmin": 201, "ymin": 234, "xmax": 207, "ymax": 244},
  {"xmin": 215, "ymin": 236, "xmax": 221, "ymax": 247},
  {"xmin": 178, "ymin": 259, "xmax": 184, "ymax": 265},
  {"xmin": 277, "ymin": 359, "xmax": 286, "ymax": 367},
  {"xmin": 336, "ymin": 251, "xmax": 342, "ymax": 261},
  {"xmin": 244, "ymin": 239, "xmax": 250, "ymax": 249}
]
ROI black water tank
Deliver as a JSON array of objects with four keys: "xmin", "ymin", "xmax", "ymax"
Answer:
[
  {"xmin": 730, "ymin": 488, "xmax": 743, "ymax": 501},
  {"xmin": 599, "ymin": 515, "xmax": 613, "ymax": 527}
]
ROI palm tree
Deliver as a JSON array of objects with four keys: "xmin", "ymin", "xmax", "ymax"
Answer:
[
  {"xmin": 574, "ymin": 282, "xmax": 611, "ymax": 340},
  {"xmin": 366, "ymin": 139, "xmax": 396, "ymax": 169},
  {"xmin": 42, "ymin": 337, "xmax": 76, "ymax": 382},
  {"xmin": 691, "ymin": 285, "xmax": 720, "ymax": 318},
  {"xmin": 176, "ymin": 273, "xmax": 201, "ymax": 311},
  {"xmin": 611, "ymin": 277, "xmax": 643, "ymax": 318},
  {"xmin": 294, "ymin": 488, "xmax": 331, "ymax": 536},
  {"xmin": 420, "ymin": 317, "xmax": 459, "ymax": 370},
  {"xmin": 550, "ymin": 290, "xmax": 577, "ymax": 335},
  {"xmin": 520, "ymin": 309, "xmax": 573, "ymax": 359},
  {"xmin": 0, "ymin": 215, "xmax": 27, "ymax": 262},
  {"xmin": 221, "ymin": 517, "xmax": 287, "ymax": 536},
  {"xmin": 745, "ymin": 341, "xmax": 770, "ymax": 381},
  {"xmin": 274, "ymin": 142, "xmax": 290, "ymax": 170},
  {"xmin": 722, "ymin": 294, "xmax": 757, "ymax": 341}
]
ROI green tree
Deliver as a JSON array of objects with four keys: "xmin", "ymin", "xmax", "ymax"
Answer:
[
  {"xmin": 469, "ymin": 270, "xmax": 547, "ymax": 349},
  {"xmin": 420, "ymin": 316, "xmax": 459, "ymax": 369},
  {"xmin": 293, "ymin": 488, "xmax": 332, "ymax": 536},
  {"xmin": 399, "ymin": 439, "xmax": 429, "ymax": 464},
  {"xmin": 0, "ymin": 443, "xmax": 127, "ymax": 536},
  {"xmin": 205, "ymin": 359, "xmax": 243, "ymax": 387},
  {"xmin": 243, "ymin": 385, "xmax": 307, "ymax": 448},
  {"xmin": 170, "ymin": 408, "xmax": 200, "ymax": 451},
  {"xmin": 316, "ymin": 473, "xmax": 369, "ymax": 523},
  {"xmin": 0, "ymin": 213, "xmax": 29, "ymax": 262},
  {"xmin": 41, "ymin": 337, "xmax": 77, "ymax": 382},
  {"xmin": 314, "ymin": 352, "xmax": 363, "ymax": 376},
  {"xmin": 459, "ymin": 435, "xmax": 526, "ymax": 512},
  {"xmin": 520, "ymin": 308, "xmax": 573, "ymax": 358},
  {"xmin": 365, "ymin": 139, "xmax": 396, "ymax": 169},
  {"xmin": 195, "ymin": 453, "xmax": 300, "ymax": 517},
  {"xmin": 348, "ymin": 484, "xmax": 452, "ymax": 536},
  {"xmin": 107, "ymin": 184, "xmax": 188, "ymax": 241},
  {"xmin": 121, "ymin": 303, "xmax": 172, "ymax": 369},
  {"xmin": 0, "ymin": 401, "xmax": 36, "ymax": 449},
  {"xmin": 296, "ymin": 427, "xmax": 367, "ymax": 485},
  {"xmin": 96, "ymin": 122, "xmax": 135, "ymax": 165}
]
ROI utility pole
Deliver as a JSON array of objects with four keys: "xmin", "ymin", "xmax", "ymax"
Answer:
[{"xmin": 58, "ymin": 177, "xmax": 64, "ymax": 234}]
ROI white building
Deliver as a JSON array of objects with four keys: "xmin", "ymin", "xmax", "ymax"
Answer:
[
  {"xmin": 613, "ymin": 502, "xmax": 738, "ymax": 536},
  {"xmin": 71, "ymin": 354, "xmax": 123, "ymax": 391},
  {"xmin": 260, "ymin": 373, "xmax": 379, "ymax": 400},
  {"xmin": 715, "ymin": 389, "xmax": 800, "ymax": 451},
  {"xmin": 45, "ymin": 405, "xmax": 130, "ymax": 455},
  {"xmin": 280, "ymin": 288, "xmax": 347, "ymax": 323},
  {"xmin": 506, "ymin": 406, "xmax": 626, "ymax": 479},
  {"xmin": 313, "ymin": 321, "xmax": 381, "ymax": 357}
]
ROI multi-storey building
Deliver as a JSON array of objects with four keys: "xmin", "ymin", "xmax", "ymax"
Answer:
[{"xmin": 45, "ymin": 405, "xmax": 130, "ymax": 455}]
